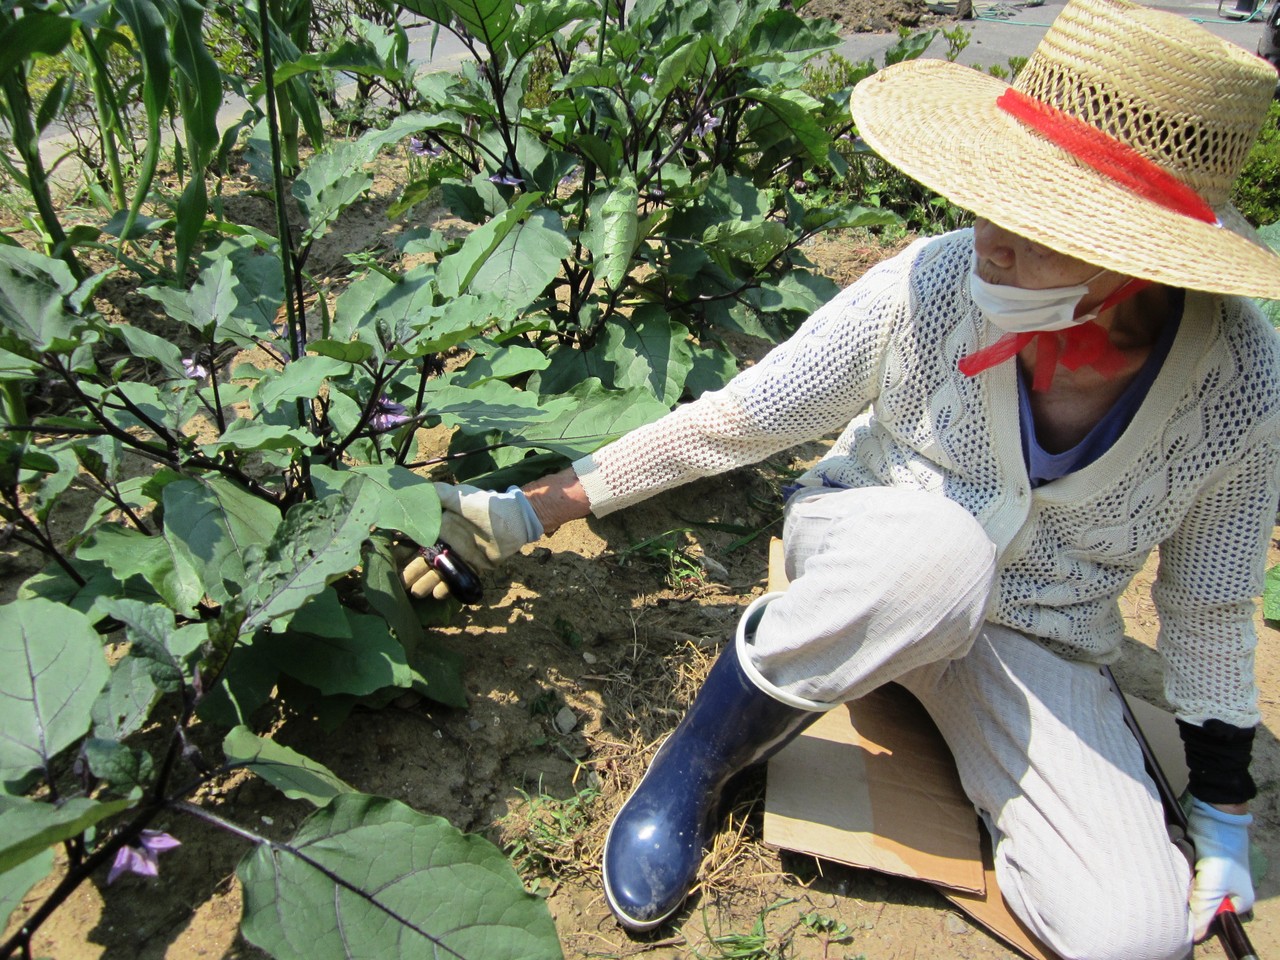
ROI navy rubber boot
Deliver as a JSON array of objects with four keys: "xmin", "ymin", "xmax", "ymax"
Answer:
[{"xmin": 602, "ymin": 597, "xmax": 825, "ymax": 931}]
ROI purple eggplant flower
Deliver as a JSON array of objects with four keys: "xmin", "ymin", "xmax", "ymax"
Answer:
[
  {"xmin": 488, "ymin": 171, "xmax": 524, "ymax": 188},
  {"xmin": 181, "ymin": 357, "xmax": 209, "ymax": 380},
  {"xmin": 408, "ymin": 136, "xmax": 444, "ymax": 158},
  {"xmin": 692, "ymin": 113, "xmax": 721, "ymax": 138},
  {"xmin": 108, "ymin": 830, "xmax": 180, "ymax": 884},
  {"xmin": 370, "ymin": 396, "xmax": 411, "ymax": 433}
]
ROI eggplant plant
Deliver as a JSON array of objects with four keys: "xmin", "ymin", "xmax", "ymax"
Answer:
[{"xmin": 0, "ymin": 0, "xmax": 920, "ymax": 956}]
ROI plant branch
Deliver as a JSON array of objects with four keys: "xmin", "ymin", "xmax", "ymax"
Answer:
[{"xmin": 0, "ymin": 486, "xmax": 84, "ymax": 585}]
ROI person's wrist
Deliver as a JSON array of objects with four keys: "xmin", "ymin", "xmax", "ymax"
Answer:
[
  {"xmin": 520, "ymin": 469, "xmax": 591, "ymax": 534},
  {"xmin": 504, "ymin": 486, "xmax": 544, "ymax": 542},
  {"xmin": 1211, "ymin": 801, "xmax": 1249, "ymax": 816}
]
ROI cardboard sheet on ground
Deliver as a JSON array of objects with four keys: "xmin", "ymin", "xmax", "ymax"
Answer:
[{"xmin": 760, "ymin": 539, "xmax": 1187, "ymax": 960}]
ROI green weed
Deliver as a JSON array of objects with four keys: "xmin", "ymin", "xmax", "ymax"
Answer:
[
  {"xmin": 502, "ymin": 777, "xmax": 603, "ymax": 879},
  {"xmin": 801, "ymin": 910, "xmax": 861, "ymax": 958},
  {"xmin": 694, "ymin": 899, "xmax": 795, "ymax": 960},
  {"xmin": 618, "ymin": 528, "xmax": 708, "ymax": 590}
]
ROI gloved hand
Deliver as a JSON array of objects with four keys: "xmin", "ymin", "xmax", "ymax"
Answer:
[
  {"xmin": 401, "ymin": 483, "xmax": 543, "ymax": 600},
  {"xmin": 1186, "ymin": 795, "xmax": 1254, "ymax": 941}
]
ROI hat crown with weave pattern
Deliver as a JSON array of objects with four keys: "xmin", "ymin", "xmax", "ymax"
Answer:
[{"xmin": 1013, "ymin": 0, "xmax": 1274, "ymax": 209}]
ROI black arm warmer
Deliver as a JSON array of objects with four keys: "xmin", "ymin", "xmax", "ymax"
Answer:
[{"xmin": 1177, "ymin": 718, "xmax": 1257, "ymax": 805}]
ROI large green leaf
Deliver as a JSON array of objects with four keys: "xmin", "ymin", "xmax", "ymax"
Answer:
[
  {"xmin": 162, "ymin": 476, "xmax": 281, "ymax": 606},
  {"xmin": 0, "ymin": 847, "xmax": 53, "ymax": 931},
  {"xmin": 0, "ymin": 599, "xmax": 108, "ymax": 786},
  {"xmin": 309, "ymin": 464, "xmax": 441, "ymax": 551},
  {"xmin": 219, "ymin": 251, "xmax": 287, "ymax": 344},
  {"xmin": 386, "ymin": 291, "xmax": 512, "ymax": 359},
  {"xmin": 362, "ymin": 537, "xmax": 425, "ymax": 655},
  {"xmin": 441, "ymin": 0, "xmax": 516, "ymax": 55},
  {"xmin": 702, "ymin": 218, "xmax": 792, "ymax": 272},
  {"xmin": 526, "ymin": 340, "xmax": 618, "ymax": 397},
  {"xmin": 435, "ymin": 193, "xmax": 534, "ymax": 298},
  {"xmin": 195, "ymin": 642, "xmax": 278, "ymax": 728},
  {"xmin": 83, "ymin": 737, "xmax": 154, "ymax": 793},
  {"xmin": 420, "ymin": 380, "xmax": 552, "ymax": 435},
  {"xmin": 644, "ymin": 35, "xmax": 707, "ymax": 101},
  {"xmin": 361, "ymin": 539, "xmax": 468, "ymax": 708},
  {"xmin": 223, "ymin": 727, "xmax": 354, "ymax": 807},
  {"xmin": 512, "ymin": 379, "xmax": 669, "ymax": 459},
  {"xmin": 75, "ymin": 524, "xmax": 203, "ymax": 615},
  {"xmin": 264, "ymin": 616, "xmax": 409, "ymax": 701},
  {"xmin": 507, "ymin": 0, "xmax": 596, "ymax": 60},
  {"xmin": 236, "ymin": 480, "xmax": 379, "ymax": 636},
  {"xmin": 100, "ymin": 599, "xmax": 206, "ymax": 694},
  {"xmin": 251, "ymin": 357, "xmax": 350, "ymax": 412},
  {"xmin": 293, "ymin": 141, "xmax": 374, "ymax": 243},
  {"xmin": 0, "ymin": 794, "xmax": 138, "ymax": 874},
  {"xmin": 685, "ymin": 339, "xmax": 740, "ymax": 398},
  {"xmin": 452, "ymin": 339, "xmax": 550, "ymax": 386},
  {"xmin": 144, "ymin": 256, "xmax": 236, "ymax": 338},
  {"xmin": 200, "ymin": 419, "xmax": 321, "ymax": 456},
  {"xmin": 744, "ymin": 89, "xmax": 830, "ymax": 164},
  {"xmin": 111, "ymin": 323, "xmax": 191, "ymax": 381},
  {"xmin": 599, "ymin": 307, "xmax": 695, "ymax": 405},
  {"xmin": 18, "ymin": 556, "xmax": 163, "ymax": 625},
  {"xmin": 747, "ymin": 8, "xmax": 840, "ymax": 60},
  {"xmin": 0, "ymin": 246, "xmax": 86, "ymax": 355},
  {"xmin": 91, "ymin": 655, "xmax": 160, "ymax": 740},
  {"xmin": 0, "ymin": 11, "xmax": 75, "ymax": 75},
  {"xmin": 238, "ymin": 794, "xmax": 562, "ymax": 960},
  {"xmin": 582, "ymin": 176, "xmax": 639, "ymax": 292},
  {"xmin": 467, "ymin": 209, "xmax": 571, "ymax": 317}
]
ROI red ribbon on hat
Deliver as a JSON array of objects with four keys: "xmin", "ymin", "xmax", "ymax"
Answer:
[
  {"xmin": 995, "ymin": 89, "xmax": 1220, "ymax": 225},
  {"xmin": 958, "ymin": 278, "xmax": 1152, "ymax": 390}
]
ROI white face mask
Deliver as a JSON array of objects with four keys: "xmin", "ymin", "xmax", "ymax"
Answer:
[{"xmin": 968, "ymin": 255, "xmax": 1109, "ymax": 333}]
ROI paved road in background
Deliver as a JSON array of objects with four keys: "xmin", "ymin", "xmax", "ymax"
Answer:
[
  {"xmin": 832, "ymin": 0, "xmax": 1271, "ymax": 68},
  {"xmin": 403, "ymin": 0, "xmax": 1274, "ymax": 77}
]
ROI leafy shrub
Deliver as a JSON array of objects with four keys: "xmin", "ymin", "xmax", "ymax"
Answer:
[
  {"xmin": 800, "ymin": 32, "xmax": 974, "ymax": 236},
  {"xmin": 0, "ymin": 0, "xmax": 906, "ymax": 956},
  {"xmin": 1233, "ymin": 99, "xmax": 1280, "ymax": 227}
]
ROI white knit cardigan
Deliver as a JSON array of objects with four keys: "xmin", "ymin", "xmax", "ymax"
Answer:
[{"xmin": 572, "ymin": 229, "xmax": 1280, "ymax": 727}]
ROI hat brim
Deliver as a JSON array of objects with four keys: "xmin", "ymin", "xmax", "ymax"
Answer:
[{"xmin": 850, "ymin": 59, "xmax": 1280, "ymax": 301}]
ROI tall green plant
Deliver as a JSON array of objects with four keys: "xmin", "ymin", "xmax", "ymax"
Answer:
[
  {"xmin": 0, "ymin": 3, "xmax": 83, "ymax": 278},
  {"xmin": 392, "ymin": 0, "xmax": 900, "ymax": 480},
  {"xmin": 0, "ymin": 2, "xmax": 922, "ymax": 955}
]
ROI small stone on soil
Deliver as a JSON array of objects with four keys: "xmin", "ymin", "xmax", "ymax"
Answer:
[{"xmin": 554, "ymin": 705, "xmax": 578, "ymax": 734}]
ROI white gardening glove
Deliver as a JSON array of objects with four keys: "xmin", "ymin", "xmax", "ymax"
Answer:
[
  {"xmin": 401, "ymin": 483, "xmax": 543, "ymax": 600},
  {"xmin": 1186, "ymin": 795, "xmax": 1254, "ymax": 941}
]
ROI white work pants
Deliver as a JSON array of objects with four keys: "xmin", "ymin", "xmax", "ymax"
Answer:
[{"xmin": 747, "ymin": 486, "xmax": 1193, "ymax": 960}]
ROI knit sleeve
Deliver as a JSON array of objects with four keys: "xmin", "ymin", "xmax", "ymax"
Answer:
[
  {"xmin": 570, "ymin": 240, "xmax": 921, "ymax": 516},
  {"xmin": 1153, "ymin": 421, "xmax": 1280, "ymax": 728}
]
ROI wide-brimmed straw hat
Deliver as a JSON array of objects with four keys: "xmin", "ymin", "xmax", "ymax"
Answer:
[{"xmin": 850, "ymin": 0, "xmax": 1280, "ymax": 300}]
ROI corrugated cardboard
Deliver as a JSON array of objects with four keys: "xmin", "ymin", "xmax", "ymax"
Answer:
[{"xmin": 760, "ymin": 538, "xmax": 1187, "ymax": 960}]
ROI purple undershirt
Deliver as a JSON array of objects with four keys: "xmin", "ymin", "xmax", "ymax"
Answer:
[{"xmin": 1019, "ymin": 292, "xmax": 1184, "ymax": 488}]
